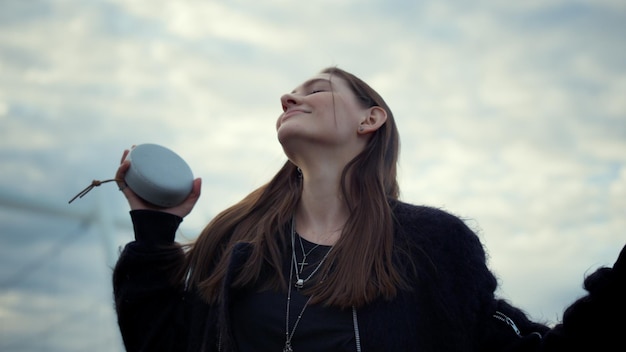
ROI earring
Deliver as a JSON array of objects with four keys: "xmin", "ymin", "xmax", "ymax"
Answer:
[
  {"xmin": 358, "ymin": 126, "xmax": 364, "ymax": 132},
  {"xmin": 296, "ymin": 167, "xmax": 302, "ymax": 178}
]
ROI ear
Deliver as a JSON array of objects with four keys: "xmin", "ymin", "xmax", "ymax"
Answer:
[{"xmin": 358, "ymin": 106, "xmax": 387, "ymax": 135}]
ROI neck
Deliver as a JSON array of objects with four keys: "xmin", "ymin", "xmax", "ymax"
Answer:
[
  {"xmin": 296, "ymin": 178, "xmax": 348, "ymax": 246},
  {"xmin": 293, "ymin": 156, "xmax": 356, "ymax": 245}
]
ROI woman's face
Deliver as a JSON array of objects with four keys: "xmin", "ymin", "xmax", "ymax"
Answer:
[{"xmin": 276, "ymin": 73, "xmax": 370, "ymax": 156}]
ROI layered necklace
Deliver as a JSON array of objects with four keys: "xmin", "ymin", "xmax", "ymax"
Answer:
[
  {"xmin": 296, "ymin": 234, "xmax": 321, "ymax": 273},
  {"xmin": 284, "ymin": 217, "xmax": 333, "ymax": 352}
]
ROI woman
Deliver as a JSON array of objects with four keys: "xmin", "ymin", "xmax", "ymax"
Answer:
[{"xmin": 113, "ymin": 67, "xmax": 625, "ymax": 351}]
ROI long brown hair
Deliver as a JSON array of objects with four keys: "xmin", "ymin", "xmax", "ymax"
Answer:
[{"xmin": 184, "ymin": 67, "xmax": 403, "ymax": 308}]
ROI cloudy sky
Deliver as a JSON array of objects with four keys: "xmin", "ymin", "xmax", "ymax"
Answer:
[{"xmin": 0, "ymin": 0, "xmax": 624, "ymax": 351}]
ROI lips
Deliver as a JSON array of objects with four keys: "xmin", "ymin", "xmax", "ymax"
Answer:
[{"xmin": 281, "ymin": 109, "xmax": 309, "ymax": 121}]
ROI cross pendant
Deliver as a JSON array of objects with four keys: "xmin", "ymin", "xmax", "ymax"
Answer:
[{"xmin": 298, "ymin": 260, "xmax": 308, "ymax": 273}]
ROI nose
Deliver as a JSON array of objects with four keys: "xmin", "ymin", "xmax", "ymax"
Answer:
[{"xmin": 280, "ymin": 93, "xmax": 300, "ymax": 111}]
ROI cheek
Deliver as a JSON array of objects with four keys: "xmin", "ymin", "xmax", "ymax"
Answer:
[
  {"xmin": 326, "ymin": 95, "xmax": 359, "ymax": 121},
  {"xmin": 333, "ymin": 105, "xmax": 362, "ymax": 130}
]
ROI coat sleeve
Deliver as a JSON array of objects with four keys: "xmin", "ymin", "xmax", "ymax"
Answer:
[
  {"xmin": 481, "ymin": 244, "xmax": 626, "ymax": 352},
  {"xmin": 539, "ymin": 243, "xmax": 626, "ymax": 351},
  {"xmin": 112, "ymin": 210, "xmax": 194, "ymax": 352}
]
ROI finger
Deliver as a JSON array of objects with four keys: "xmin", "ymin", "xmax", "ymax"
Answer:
[
  {"xmin": 191, "ymin": 178, "xmax": 202, "ymax": 199},
  {"xmin": 115, "ymin": 160, "xmax": 131, "ymax": 191},
  {"xmin": 166, "ymin": 178, "xmax": 202, "ymax": 218},
  {"xmin": 180, "ymin": 178, "xmax": 202, "ymax": 208},
  {"xmin": 116, "ymin": 160, "xmax": 130, "ymax": 179},
  {"xmin": 119, "ymin": 149, "xmax": 130, "ymax": 164}
]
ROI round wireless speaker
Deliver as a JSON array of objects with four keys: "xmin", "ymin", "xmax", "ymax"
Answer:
[{"xmin": 124, "ymin": 143, "xmax": 194, "ymax": 207}]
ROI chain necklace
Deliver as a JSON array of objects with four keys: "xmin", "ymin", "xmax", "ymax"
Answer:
[
  {"xmin": 284, "ymin": 252, "xmax": 313, "ymax": 352},
  {"xmin": 284, "ymin": 216, "xmax": 333, "ymax": 352},
  {"xmin": 290, "ymin": 217, "xmax": 333, "ymax": 289},
  {"xmin": 297, "ymin": 233, "xmax": 321, "ymax": 272}
]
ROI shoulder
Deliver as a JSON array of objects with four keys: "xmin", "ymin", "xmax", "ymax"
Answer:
[
  {"xmin": 390, "ymin": 200, "xmax": 498, "ymax": 302},
  {"xmin": 390, "ymin": 200, "xmax": 487, "ymax": 264},
  {"xmin": 391, "ymin": 200, "xmax": 475, "ymax": 238}
]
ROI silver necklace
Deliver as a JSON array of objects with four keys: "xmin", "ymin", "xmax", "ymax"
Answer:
[
  {"xmin": 284, "ymin": 252, "xmax": 313, "ymax": 352},
  {"xmin": 284, "ymin": 217, "xmax": 333, "ymax": 352},
  {"xmin": 297, "ymin": 233, "xmax": 321, "ymax": 272},
  {"xmin": 290, "ymin": 217, "xmax": 333, "ymax": 289}
]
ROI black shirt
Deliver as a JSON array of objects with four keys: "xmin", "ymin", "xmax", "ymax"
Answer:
[{"xmin": 231, "ymin": 235, "xmax": 356, "ymax": 352}]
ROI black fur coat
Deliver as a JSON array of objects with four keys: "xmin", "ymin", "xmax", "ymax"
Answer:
[{"xmin": 113, "ymin": 202, "xmax": 625, "ymax": 351}]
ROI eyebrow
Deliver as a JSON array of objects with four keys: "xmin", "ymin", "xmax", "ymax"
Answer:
[{"xmin": 291, "ymin": 78, "xmax": 331, "ymax": 94}]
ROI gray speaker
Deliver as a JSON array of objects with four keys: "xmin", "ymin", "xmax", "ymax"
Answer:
[{"xmin": 124, "ymin": 143, "xmax": 194, "ymax": 207}]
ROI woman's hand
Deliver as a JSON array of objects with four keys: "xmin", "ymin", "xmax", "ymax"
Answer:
[{"xmin": 116, "ymin": 148, "xmax": 202, "ymax": 219}]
